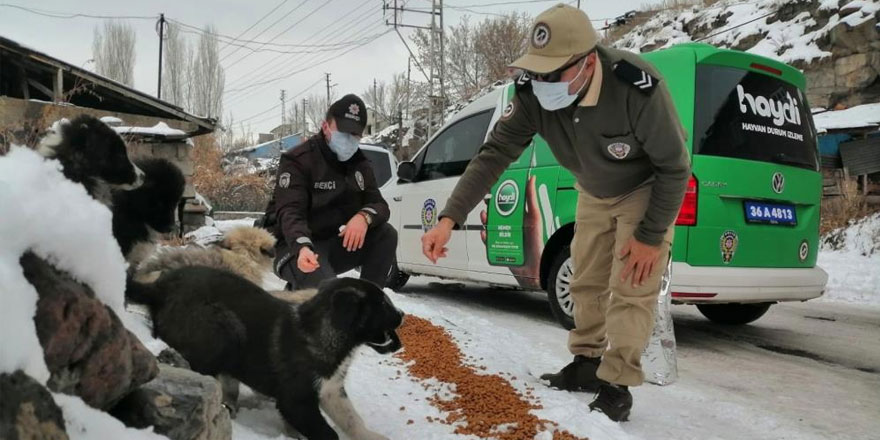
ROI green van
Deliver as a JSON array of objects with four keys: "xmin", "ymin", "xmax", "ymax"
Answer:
[{"xmin": 385, "ymin": 43, "xmax": 828, "ymax": 328}]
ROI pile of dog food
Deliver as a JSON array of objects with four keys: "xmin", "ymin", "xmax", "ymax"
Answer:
[{"xmin": 395, "ymin": 315, "xmax": 586, "ymax": 440}]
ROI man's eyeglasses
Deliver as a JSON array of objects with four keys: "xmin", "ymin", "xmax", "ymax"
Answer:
[{"xmin": 530, "ymin": 55, "xmax": 588, "ymax": 83}]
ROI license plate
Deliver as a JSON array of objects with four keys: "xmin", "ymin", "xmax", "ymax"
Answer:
[{"xmin": 744, "ymin": 201, "xmax": 797, "ymax": 225}]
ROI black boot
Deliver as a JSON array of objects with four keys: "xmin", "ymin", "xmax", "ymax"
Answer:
[
  {"xmin": 539, "ymin": 355, "xmax": 602, "ymax": 392},
  {"xmin": 589, "ymin": 383, "xmax": 632, "ymax": 422}
]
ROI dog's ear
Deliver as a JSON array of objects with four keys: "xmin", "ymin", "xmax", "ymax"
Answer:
[{"xmin": 329, "ymin": 286, "xmax": 366, "ymax": 330}]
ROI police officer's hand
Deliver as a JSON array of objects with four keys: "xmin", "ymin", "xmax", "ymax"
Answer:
[
  {"xmin": 339, "ymin": 214, "xmax": 368, "ymax": 252},
  {"xmin": 421, "ymin": 218, "xmax": 453, "ymax": 264},
  {"xmin": 619, "ymin": 237, "xmax": 661, "ymax": 288},
  {"xmin": 297, "ymin": 247, "xmax": 320, "ymax": 273}
]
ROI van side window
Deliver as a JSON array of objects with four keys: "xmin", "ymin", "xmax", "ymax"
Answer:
[{"xmin": 417, "ymin": 110, "xmax": 493, "ymax": 181}]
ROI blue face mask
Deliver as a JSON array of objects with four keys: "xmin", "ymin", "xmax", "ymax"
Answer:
[
  {"xmin": 531, "ymin": 58, "xmax": 589, "ymax": 111},
  {"xmin": 328, "ymin": 130, "xmax": 360, "ymax": 161}
]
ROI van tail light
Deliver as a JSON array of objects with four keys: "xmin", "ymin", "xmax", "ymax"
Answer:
[{"xmin": 675, "ymin": 175, "xmax": 698, "ymax": 226}]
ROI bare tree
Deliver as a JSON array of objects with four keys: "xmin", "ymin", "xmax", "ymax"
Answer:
[
  {"xmin": 304, "ymin": 92, "xmax": 337, "ymax": 132},
  {"xmin": 190, "ymin": 24, "xmax": 225, "ymax": 119},
  {"xmin": 162, "ymin": 22, "xmax": 189, "ymax": 108},
  {"xmin": 474, "ymin": 12, "xmax": 531, "ymax": 81},
  {"xmin": 363, "ymin": 73, "xmax": 408, "ymax": 127},
  {"xmin": 445, "ymin": 16, "xmax": 489, "ymax": 102},
  {"xmin": 92, "ymin": 20, "xmax": 136, "ymax": 86}
]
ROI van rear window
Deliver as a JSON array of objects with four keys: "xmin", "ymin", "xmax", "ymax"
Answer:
[{"xmin": 694, "ymin": 64, "xmax": 818, "ymax": 170}]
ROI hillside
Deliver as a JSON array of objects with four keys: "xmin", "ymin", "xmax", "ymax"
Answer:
[{"xmin": 610, "ymin": 0, "xmax": 880, "ymax": 108}]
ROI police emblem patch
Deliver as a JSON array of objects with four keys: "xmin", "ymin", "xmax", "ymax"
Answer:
[
  {"xmin": 355, "ymin": 170, "xmax": 365, "ymax": 191},
  {"xmin": 421, "ymin": 199, "xmax": 437, "ymax": 232},
  {"xmin": 532, "ymin": 23, "xmax": 550, "ymax": 49},
  {"xmin": 501, "ymin": 101, "xmax": 516, "ymax": 120},
  {"xmin": 278, "ymin": 172, "xmax": 291, "ymax": 189},
  {"xmin": 720, "ymin": 230, "xmax": 738, "ymax": 264},
  {"xmin": 607, "ymin": 142, "xmax": 631, "ymax": 159},
  {"xmin": 798, "ymin": 240, "xmax": 809, "ymax": 262},
  {"xmin": 349, "ymin": 103, "xmax": 360, "ymax": 116}
]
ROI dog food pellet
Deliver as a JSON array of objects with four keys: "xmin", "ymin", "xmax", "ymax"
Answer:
[
  {"xmin": 407, "ymin": 420, "xmax": 414, "ymax": 425},
  {"xmin": 395, "ymin": 315, "xmax": 587, "ymax": 440}
]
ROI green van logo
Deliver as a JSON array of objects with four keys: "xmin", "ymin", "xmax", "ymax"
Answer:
[{"xmin": 494, "ymin": 180, "xmax": 519, "ymax": 217}]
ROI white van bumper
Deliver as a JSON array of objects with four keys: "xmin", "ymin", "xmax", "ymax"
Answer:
[{"xmin": 670, "ymin": 262, "xmax": 828, "ymax": 304}]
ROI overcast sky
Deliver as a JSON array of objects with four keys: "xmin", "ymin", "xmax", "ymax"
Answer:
[{"xmin": 2, "ymin": 0, "xmax": 650, "ymax": 135}]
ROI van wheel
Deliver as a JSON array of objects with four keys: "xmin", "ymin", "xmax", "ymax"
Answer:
[
  {"xmin": 385, "ymin": 260, "xmax": 410, "ymax": 291},
  {"xmin": 546, "ymin": 246, "xmax": 575, "ymax": 330},
  {"xmin": 696, "ymin": 303, "xmax": 772, "ymax": 325}
]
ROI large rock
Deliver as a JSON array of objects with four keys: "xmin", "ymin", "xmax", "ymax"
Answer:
[
  {"xmin": 0, "ymin": 370, "xmax": 68, "ymax": 440},
  {"xmin": 110, "ymin": 365, "xmax": 231, "ymax": 440},
  {"xmin": 20, "ymin": 252, "xmax": 158, "ymax": 410}
]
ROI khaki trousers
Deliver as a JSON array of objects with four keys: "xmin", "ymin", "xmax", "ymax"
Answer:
[{"xmin": 568, "ymin": 183, "xmax": 673, "ymax": 387}]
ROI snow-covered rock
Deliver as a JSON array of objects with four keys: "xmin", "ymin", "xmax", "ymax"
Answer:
[{"xmin": 611, "ymin": 0, "xmax": 880, "ymax": 108}]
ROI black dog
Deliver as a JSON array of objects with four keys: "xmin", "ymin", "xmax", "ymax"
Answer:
[
  {"xmin": 127, "ymin": 269, "xmax": 402, "ymax": 440},
  {"xmin": 111, "ymin": 158, "xmax": 185, "ymax": 267},
  {"xmin": 38, "ymin": 115, "xmax": 144, "ymax": 204}
]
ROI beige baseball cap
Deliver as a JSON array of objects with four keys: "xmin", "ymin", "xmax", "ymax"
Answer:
[{"xmin": 510, "ymin": 3, "xmax": 600, "ymax": 74}]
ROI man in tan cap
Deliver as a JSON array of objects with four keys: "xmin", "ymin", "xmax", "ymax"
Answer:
[{"xmin": 420, "ymin": 3, "xmax": 690, "ymax": 421}]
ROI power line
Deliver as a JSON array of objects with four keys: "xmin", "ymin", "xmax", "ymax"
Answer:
[
  {"xmin": 226, "ymin": 28, "xmax": 391, "ymax": 97},
  {"xmin": 222, "ymin": 0, "xmax": 377, "ymax": 91},
  {"xmin": 173, "ymin": 26, "xmax": 387, "ymax": 55},
  {"xmin": 237, "ymin": 77, "xmax": 323, "ymax": 123},
  {"xmin": 695, "ymin": 9, "xmax": 777, "ymax": 42},
  {"xmin": 0, "ymin": 3, "xmax": 155, "ymax": 20},
  {"xmin": 218, "ymin": 0, "xmax": 288, "ymax": 53},
  {"xmin": 222, "ymin": 6, "xmax": 384, "ymax": 101},
  {"xmin": 219, "ymin": 0, "xmax": 335, "ymax": 69},
  {"xmin": 222, "ymin": 22, "xmax": 388, "ymax": 107}
]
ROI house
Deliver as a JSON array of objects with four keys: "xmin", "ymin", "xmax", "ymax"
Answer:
[
  {"xmin": 813, "ymin": 104, "xmax": 880, "ymax": 201},
  {"xmin": 230, "ymin": 133, "xmax": 304, "ymax": 161},
  {"xmin": 0, "ymin": 35, "xmax": 217, "ymax": 231}
]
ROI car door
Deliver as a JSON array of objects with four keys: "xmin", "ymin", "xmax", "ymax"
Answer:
[{"xmin": 393, "ymin": 110, "xmax": 494, "ymax": 275}]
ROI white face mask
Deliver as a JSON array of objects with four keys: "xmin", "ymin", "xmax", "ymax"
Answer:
[
  {"xmin": 531, "ymin": 58, "xmax": 589, "ymax": 111},
  {"xmin": 327, "ymin": 130, "xmax": 360, "ymax": 161}
]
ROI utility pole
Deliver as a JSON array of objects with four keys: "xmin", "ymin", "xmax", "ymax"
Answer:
[
  {"xmin": 302, "ymin": 98, "xmax": 308, "ymax": 135},
  {"xmin": 406, "ymin": 56, "xmax": 411, "ymax": 120},
  {"xmin": 383, "ymin": 0, "xmax": 444, "ymax": 136},
  {"xmin": 280, "ymin": 89, "xmax": 286, "ymax": 139},
  {"xmin": 156, "ymin": 13, "xmax": 165, "ymax": 99},
  {"xmin": 373, "ymin": 78, "xmax": 378, "ymax": 124},
  {"xmin": 325, "ymin": 73, "xmax": 331, "ymax": 105}
]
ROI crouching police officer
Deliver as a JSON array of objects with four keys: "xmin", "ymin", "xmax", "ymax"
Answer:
[
  {"xmin": 420, "ymin": 4, "xmax": 690, "ymax": 421},
  {"xmin": 265, "ymin": 94, "xmax": 397, "ymax": 289}
]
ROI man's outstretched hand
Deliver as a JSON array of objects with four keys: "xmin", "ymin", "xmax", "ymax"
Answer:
[
  {"xmin": 421, "ymin": 217, "xmax": 454, "ymax": 264},
  {"xmin": 297, "ymin": 247, "xmax": 320, "ymax": 273}
]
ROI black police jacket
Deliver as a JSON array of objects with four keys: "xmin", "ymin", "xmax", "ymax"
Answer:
[{"xmin": 264, "ymin": 134, "xmax": 390, "ymax": 256}]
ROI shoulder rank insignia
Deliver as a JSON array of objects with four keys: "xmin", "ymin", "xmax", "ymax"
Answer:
[
  {"xmin": 613, "ymin": 60, "xmax": 659, "ymax": 94},
  {"xmin": 514, "ymin": 71, "xmax": 532, "ymax": 92}
]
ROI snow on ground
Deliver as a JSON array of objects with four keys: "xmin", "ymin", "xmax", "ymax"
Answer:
[
  {"xmin": 819, "ymin": 212, "xmax": 880, "ymax": 305},
  {"xmin": 813, "ymin": 103, "xmax": 880, "ymax": 133},
  {"xmin": 54, "ymin": 393, "xmax": 165, "ymax": 440}
]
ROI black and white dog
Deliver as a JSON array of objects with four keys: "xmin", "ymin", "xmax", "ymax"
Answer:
[
  {"xmin": 127, "ymin": 269, "xmax": 402, "ymax": 440},
  {"xmin": 112, "ymin": 158, "xmax": 185, "ymax": 268},
  {"xmin": 37, "ymin": 115, "xmax": 144, "ymax": 205}
]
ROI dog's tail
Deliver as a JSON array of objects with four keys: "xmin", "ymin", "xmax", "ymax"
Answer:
[{"xmin": 125, "ymin": 276, "xmax": 164, "ymax": 307}]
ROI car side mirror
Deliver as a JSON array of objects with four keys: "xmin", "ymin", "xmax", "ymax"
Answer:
[{"xmin": 397, "ymin": 161, "xmax": 416, "ymax": 182}]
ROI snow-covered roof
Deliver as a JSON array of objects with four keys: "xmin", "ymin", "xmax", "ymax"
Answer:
[
  {"xmin": 113, "ymin": 122, "xmax": 188, "ymax": 140},
  {"xmin": 813, "ymin": 103, "xmax": 880, "ymax": 133}
]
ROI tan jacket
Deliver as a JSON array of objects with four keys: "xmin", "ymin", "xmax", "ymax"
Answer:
[{"xmin": 439, "ymin": 45, "xmax": 691, "ymax": 246}]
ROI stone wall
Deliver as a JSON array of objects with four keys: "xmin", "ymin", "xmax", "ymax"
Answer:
[{"xmin": 803, "ymin": 12, "xmax": 880, "ymax": 109}]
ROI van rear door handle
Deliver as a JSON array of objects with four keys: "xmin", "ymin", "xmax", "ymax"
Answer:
[{"xmin": 393, "ymin": 196, "xmax": 403, "ymax": 202}]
